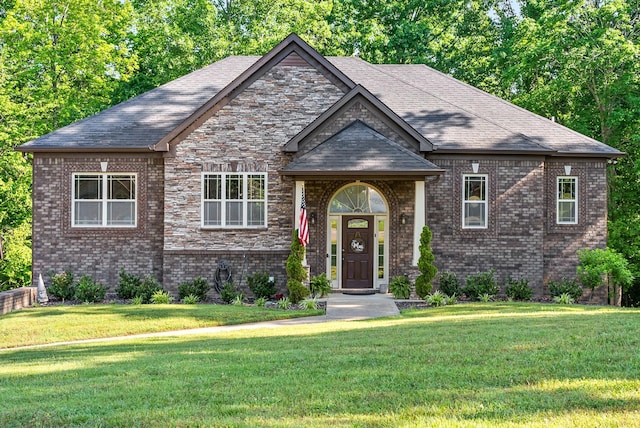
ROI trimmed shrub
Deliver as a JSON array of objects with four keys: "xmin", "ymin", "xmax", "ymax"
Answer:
[
  {"xmin": 389, "ymin": 276, "xmax": 411, "ymax": 299},
  {"xmin": 549, "ymin": 277, "xmax": 583, "ymax": 301},
  {"xmin": 182, "ymin": 294, "xmax": 199, "ymax": 304},
  {"xmin": 286, "ymin": 279, "xmax": 309, "ymax": 304},
  {"xmin": 463, "ymin": 270, "xmax": 499, "ymax": 301},
  {"xmin": 220, "ymin": 282, "xmax": 240, "ymax": 304},
  {"xmin": 178, "ymin": 276, "xmax": 210, "ymax": 302},
  {"xmin": 247, "ymin": 272, "xmax": 277, "ymax": 300},
  {"xmin": 75, "ymin": 275, "xmax": 106, "ymax": 303},
  {"xmin": 116, "ymin": 269, "xmax": 141, "ymax": 300},
  {"xmin": 48, "ymin": 269, "xmax": 76, "ymax": 302},
  {"xmin": 415, "ymin": 226, "xmax": 437, "ymax": 299},
  {"xmin": 438, "ymin": 271, "xmax": 460, "ymax": 297},
  {"xmin": 505, "ymin": 277, "xmax": 533, "ymax": 301}
]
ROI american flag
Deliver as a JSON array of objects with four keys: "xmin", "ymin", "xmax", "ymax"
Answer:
[{"xmin": 298, "ymin": 187, "xmax": 309, "ymax": 247}]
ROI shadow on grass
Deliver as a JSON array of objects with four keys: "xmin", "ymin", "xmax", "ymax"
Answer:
[{"xmin": 2, "ymin": 308, "xmax": 640, "ymax": 426}]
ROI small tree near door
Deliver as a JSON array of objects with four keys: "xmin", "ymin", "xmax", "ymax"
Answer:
[
  {"xmin": 286, "ymin": 229, "xmax": 309, "ymax": 303},
  {"xmin": 415, "ymin": 225, "xmax": 438, "ymax": 299}
]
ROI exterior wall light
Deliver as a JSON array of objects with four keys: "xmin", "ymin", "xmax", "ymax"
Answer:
[
  {"xmin": 472, "ymin": 161, "xmax": 480, "ymax": 174},
  {"xmin": 400, "ymin": 213, "xmax": 407, "ymax": 225},
  {"xmin": 310, "ymin": 212, "xmax": 316, "ymax": 225}
]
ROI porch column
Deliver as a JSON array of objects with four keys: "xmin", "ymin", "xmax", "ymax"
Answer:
[{"xmin": 413, "ymin": 180, "xmax": 425, "ymax": 265}]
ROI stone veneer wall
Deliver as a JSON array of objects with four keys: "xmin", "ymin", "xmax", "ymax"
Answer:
[
  {"xmin": 31, "ymin": 153, "xmax": 165, "ymax": 291},
  {"xmin": 161, "ymin": 61, "xmax": 345, "ymax": 292},
  {"xmin": 427, "ymin": 156, "xmax": 609, "ymax": 303}
]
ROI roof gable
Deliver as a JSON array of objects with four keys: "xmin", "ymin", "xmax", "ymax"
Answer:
[
  {"xmin": 152, "ymin": 33, "xmax": 356, "ymax": 152},
  {"xmin": 281, "ymin": 120, "xmax": 443, "ymax": 176},
  {"xmin": 284, "ymin": 85, "xmax": 433, "ymax": 153}
]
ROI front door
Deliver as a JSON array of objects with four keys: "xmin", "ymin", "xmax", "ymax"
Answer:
[{"xmin": 342, "ymin": 216, "xmax": 374, "ymax": 288}]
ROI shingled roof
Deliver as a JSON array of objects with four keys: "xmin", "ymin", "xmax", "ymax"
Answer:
[
  {"xmin": 283, "ymin": 120, "xmax": 443, "ymax": 176},
  {"xmin": 17, "ymin": 34, "xmax": 622, "ymax": 158}
]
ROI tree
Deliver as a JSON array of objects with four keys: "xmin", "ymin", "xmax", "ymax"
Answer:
[
  {"xmin": 415, "ymin": 225, "xmax": 437, "ymax": 299},
  {"xmin": 286, "ymin": 229, "xmax": 309, "ymax": 304},
  {"xmin": 577, "ymin": 247, "xmax": 634, "ymax": 306}
]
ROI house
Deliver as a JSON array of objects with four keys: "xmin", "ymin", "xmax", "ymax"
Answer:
[{"xmin": 17, "ymin": 34, "xmax": 622, "ymax": 303}]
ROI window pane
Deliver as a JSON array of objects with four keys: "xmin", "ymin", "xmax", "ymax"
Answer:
[
  {"xmin": 465, "ymin": 176, "xmax": 485, "ymax": 201},
  {"xmin": 329, "ymin": 185, "xmax": 386, "ymax": 213},
  {"xmin": 464, "ymin": 202, "xmax": 486, "ymax": 227},
  {"xmin": 107, "ymin": 201, "xmax": 135, "ymax": 225},
  {"xmin": 204, "ymin": 175, "xmax": 221, "ymax": 200},
  {"xmin": 204, "ymin": 201, "xmax": 221, "ymax": 226},
  {"xmin": 109, "ymin": 175, "xmax": 135, "ymax": 199},
  {"xmin": 348, "ymin": 219, "xmax": 368, "ymax": 228},
  {"xmin": 330, "ymin": 219, "xmax": 338, "ymax": 281},
  {"xmin": 558, "ymin": 178, "xmax": 576, "ymax": 200},
  {"xmin": 226, "ymin": 175, "xmax": 243, "ymax": 200},
  {"xmin": 247, "ymin": 175, "xmax": 265, "ymax": 200},
  {"xmin": 558, "ymin": 201, "xmax": 576, "ymax": 223},
  {"xmin": 76, "ymin": 175, "xmax": 101, "ymax": 200},
  {"xmin": 247, "ymin": 201, "xmax": 265, "ymax": 226},
  {"xmin": 378, "ymin": 219, "xmax": 385, "ymax": 279},
  {"xmin": 226, "ymin": 201, "xmax": 243, "ymax": 225},
  {"xmin": 75, "ymin": 201, "xmax": 102, "ymax": 225}
]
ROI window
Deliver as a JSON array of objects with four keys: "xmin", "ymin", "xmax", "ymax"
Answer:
[
  {"xmin": 557, "ymin": 176, "xmax": 577, "ymax": 224},
  {"xmin": 72, "ymin": 173, "xmax": 136, "ymax": 227},
  {"xmin": 463, "ymin": 174, "xmax": 487, "ymax": 228},
  {"xmin": 202, "ymin": 172, "xmax": 266, "ymax": 227}
]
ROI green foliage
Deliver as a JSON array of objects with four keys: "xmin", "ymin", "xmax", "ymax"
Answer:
[
  {"xmin": 286, "ymin": 279, "xmax": 309, "ymax": 304},
  {"xmin": 548, "ymin": 278, "xmax": 583, "ymax": 302},
  {"xmin": 178, "ymin": 276, "xmax": 210, "ymax": 302},
  {"xmin": 220, "ymin": 282, "xmax": 240, "ymax": 304},
  {"xmin": 415, "ymin": 225, "xmax": 437, "ymax": 299},
  {"xmin": 479, "ymin": 293, "xmax": 493, "ymax": 303},
  {"xmin": 116, "ymin": 270, "xmax": 162, "ymax": 304},
  {"xmin": 504, "ymin": 277, "xmax": 533, "ymax": 301},
  {"xmin": 426, "ymin": 290, "xmax": 446, "ymax": 307},
  {"xmin": 277, "ymin": 296, "xmax": 292, "ymax": 310},
  {"xmin": 255, "ymin": 297, "xmax": 267, "ymax": 307},
  {"xmin": 309, "ymin": 273, "xmax": 332, "ymax": 298},
  {"xmin": 75, "ymin": 275, "xmax": 107, "ymax": 303},
  {"xmin": 151, "ymin": 290, "xmax": 174, "ymax": 304},
  {"xmin": 301, "ymin": 298, "xmax": 318, "ymax": 310},
  {"xmin": 286, "ymin": 229, "xmax": 309, "ymax": 303},
  {"xmin": 246, "ymin": 272, "xmax": 277, "ymax": 300},
  {"xmin": 389, "ymin": 276, "xmax": 411, "ymax": 300},
  {"xmin": 0, "ymin": 221, "xmax": 32, "ymax": 291},
  {"xmin": 463, "ymin": 270, "xmax": 499, "ymax": 301},
  {"xmin": 232, "ymin": 294, "xmax": 245, "ymax": 306},
  {"xmin": 577, "ymin": 247, "xmax": 634, "ymax": 305},
  {"xmin": 131, "ymin": 296, "xmax": 143, "ymax": 305},
  {"xmin": 438, "ymin": 272, "xmax": 461, "ymax": 297},
  {"xmin": 553, "ymin": 293, "xmax": 576, "ymax": 305},
  {"xmin": 182, "ymin": 294, "xmax": 199, "ymax": 304},
  {"xmin": 47, "ymin": 269, "xmax": 76, "ymax": 302}
]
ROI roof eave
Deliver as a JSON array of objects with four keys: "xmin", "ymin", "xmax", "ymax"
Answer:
[
  {"xmin": 15, "ymin": 146, "xmax": 155, "ymax": 154},
  {"xmin": 279, "ymin": 169, "xmax": 445, "ymax": 176}
]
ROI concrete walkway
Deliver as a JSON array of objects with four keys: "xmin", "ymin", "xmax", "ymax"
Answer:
[{"xmin": 3, "ymin": 292, "xmax": 400, "ymax": 351}]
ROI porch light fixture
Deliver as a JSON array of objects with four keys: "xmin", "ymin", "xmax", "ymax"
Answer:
[
  {"xmin": 471, "ymin": 161, "xmax": 480, "ymax": 174},
  {"xmin": 100, "ymin": 161, "xmax": 108, "ymax": 172},
  {"xmin": 400, "ymin": 213, "xmax": 407, "ymax": 225},
  {"xmin": 310, "ymin": 212, "xmax": 316, "ymax": 225},
  {"xmin": 564, "ymin": 165, "xmax": 572, "ymax": 175}
]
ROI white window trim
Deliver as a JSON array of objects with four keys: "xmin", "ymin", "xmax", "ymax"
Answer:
[
  {"xmin": 557, "ymin": 176, "xmax": 578, "ymax": 225},
  {"xmin": 462, "ymin": 174, "xmax": 488, "ymax": 229},
  {"xmin": 201, "ymin": 172, "xmax": 268, "ymax": 228},
  {"xmin": 71, "ymin": 173, "xmax": 137, "ymax": 228}
]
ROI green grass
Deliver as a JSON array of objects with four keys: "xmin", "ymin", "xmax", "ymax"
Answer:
[
  {"xmin": 0, "ymin": 304, "xmax": 323, "ymax": 348},
  {"xmin": 1, "ymin": 303, "xmax": 640, "ymax": 427}
]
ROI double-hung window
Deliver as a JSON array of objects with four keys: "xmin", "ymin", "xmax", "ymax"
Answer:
[
  {"xmin": 72, "ymin": 173, "xmax": 136, "ymax": 227},
  {"xmin": 557, "ymin": 176, "xmax": 577, "ymax": 224},
  {"xmin": 202, "ymin": 172, "xmax": 266, "ymax": 228},
  {"xmin": 463, "ymin": 174, "xmax": 487, "ymax": 228}
]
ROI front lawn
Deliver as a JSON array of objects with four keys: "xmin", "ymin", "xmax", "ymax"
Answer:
[
  {"xmin": 0, "ymin": 303, "xmax": 323, "ymax": 348},
  {"xmin": 1, "ymin": 303, "xmax": 639, "ymax": 427}
]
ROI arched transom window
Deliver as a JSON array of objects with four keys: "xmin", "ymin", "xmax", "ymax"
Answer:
[{"xmin": 329, "ymin": 184, "xmax": 387, "ymax": 214}]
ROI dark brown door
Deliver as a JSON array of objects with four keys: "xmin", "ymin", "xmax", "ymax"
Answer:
[{"xmin": 342, "ymin": 216, "xmax": 374, "ymax": 288}]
